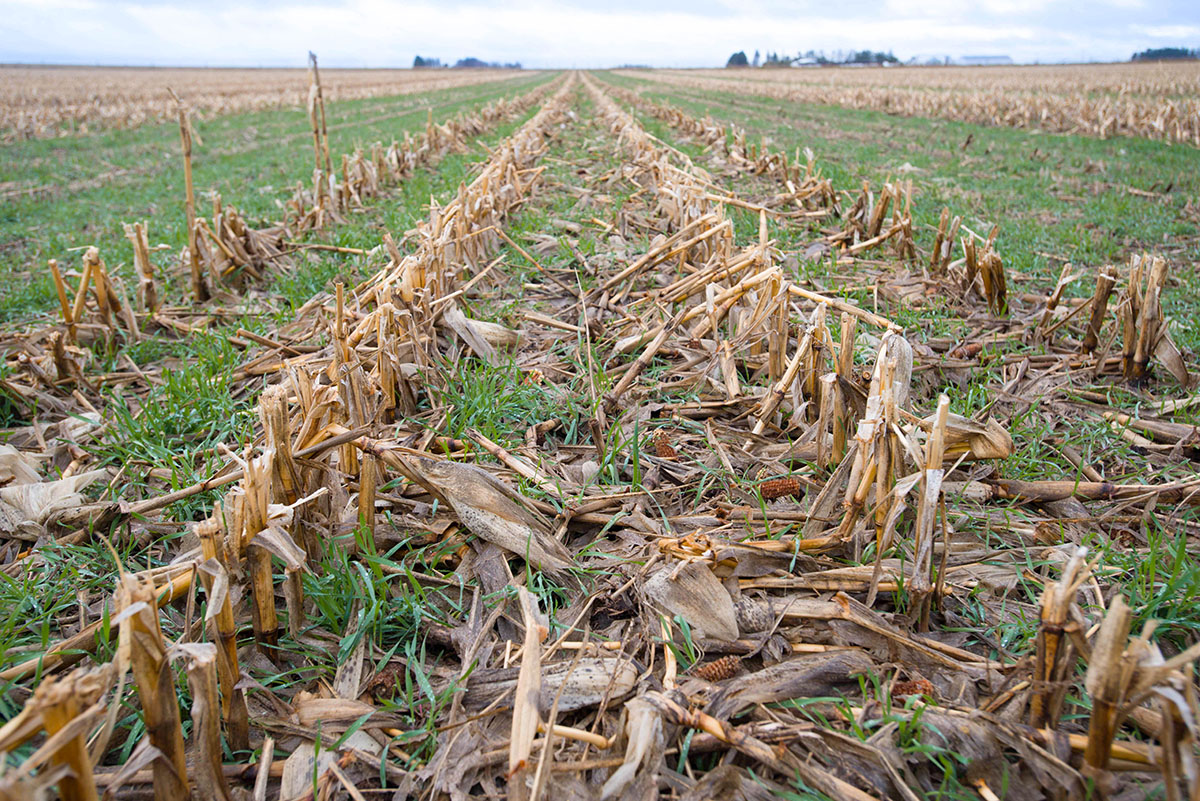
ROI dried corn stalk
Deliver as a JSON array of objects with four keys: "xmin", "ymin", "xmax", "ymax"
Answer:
[
  {"xmin": 1081, "ymin": 264, "xmax": 1118, "ymax": 353},
  {"xmin": 1119, "ymin": 253, "xmax": 1190, "ymax": 386},
  {"xmin": 117, "ymin": 573, "xmax": 189, "ymax": 801},
  {"xmin": 0, "ymin": 665, "xmax": 113, "ymax": 801},
  {"xmin": 168, "ymin": 88, "xmax": 207, "ymax": 303},
  {"xmin": 1030, "ymin": 548, "xmax": 1092, "ymax": 729},
  {"xmin": 178, "ymin": 643, "xmax": 234, "ymax": 801},
  {"xmin": 195, "ymin": 519, "xmax": 250, "ymax": 752},
  {"xmin": 122, "ymin": 221, "xmax": 158, "ymax": 312}
]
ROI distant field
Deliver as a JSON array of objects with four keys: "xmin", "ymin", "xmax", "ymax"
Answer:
[
  {"xmin": 0, "ymin": 71, "xmax": 551, "ymax": 319},
  {"xmin": 666, "ymin": 61, "xmax": 1200, "ymax": 94},
  {"xmin": 600, "ymin": 68, "xmax": 1200, "ymax": 338},
  {"xmin": 621, "ymin": 61, "xmax": 1200, "ymax": 144},
  {"xmin": 0, "ymin": 65, "xmax": 537, "ymax": 140}
]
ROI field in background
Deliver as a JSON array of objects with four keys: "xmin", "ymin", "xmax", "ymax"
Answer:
[
  {"xmin": 0, "ymin": 71, "xmax": 552, "ymax": 320},
  {"xmin": 601, "ymin": 69, "xmax": 1200, "ymax": 354},
  {"xmin": 0, "ymin": 65, "xmax": 537, "ymax": 140},
  {"xmin": 0, "ymin": 64, "xmax": 1199, "ymax": 800},
  {"xmin": 622, "ymin": 61, "xmax": 1200, "ymax": 143},
  {"xmin": 665, "ymin": 61, "xmax": 1200, "ymax": 94}
]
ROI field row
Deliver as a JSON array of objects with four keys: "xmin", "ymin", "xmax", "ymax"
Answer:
[
  {"xmin": 0, "ymin": 71, "xmax": 557, "ymax": 320},
  {"xmin": 624, "ymin": 63, "xmax": 1200, "ymax": 144},
  {"xmin": 0, "ymin": 65, "xmax": 536, "ymax": 141},
  {"xmin": 690, "ymin": 62, "xmax": 1200, "ymax": 96}
]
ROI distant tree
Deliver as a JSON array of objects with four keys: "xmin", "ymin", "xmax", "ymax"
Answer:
[
  {"xmin": 448, "ymin": 57, "xmax": 520, "ymax": 69},
  {"xmin": 726, "ymin": 51, "xmax": 749, "ymax": 67},
  {"xmin": 1132, "ymin": 46, "xmax": 1199, "ymax": 61},
  {"xmin": 413, "ymin": 55, "xmax": 441, "ymax": 68},
  {"xmin": 752, "ymin": 49, "xmax": 760, "ymax": 67},
  {"xmin": 842, "ymin": 49, "xmax": 899, "ymax": 65}
]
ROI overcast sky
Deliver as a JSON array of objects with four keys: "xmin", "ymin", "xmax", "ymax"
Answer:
[{"xmin": 2, "ymin": 0, "xmax": 1198, "ymax": 68}]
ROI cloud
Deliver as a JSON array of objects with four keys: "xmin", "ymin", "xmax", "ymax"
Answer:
[
  {"xmin": 0, "ymin": 0, "xmax": 1196, "ymax": 67},
  {"xmin": 1133, "ymin": 23, "xmax": 1200, "ymax": 38}
]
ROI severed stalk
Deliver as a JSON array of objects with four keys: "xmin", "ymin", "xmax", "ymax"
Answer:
[
  {"xmin": 118, "ymin": 573, "xmax": 189, "ymax": 801},
  {"xmin": 1084, "ymin": 596, "xmax": 1133, "ymax": 775},
  {"xmin": 47, "ymin": 259, "xmax": 75, "ymax": 340},
  {"xmin": 168, "ymin": 87, "xmax": 207, "ymax": 303},
  {"xmin": 242, "ymin": 463, "xmax": 280, "ymax": 660},
  {"xmin": 196, "ymin": 520, "xmax": 250, "ymax": 753},
  {"xmin": 1081, "ymin": 264, "xmax": 1117, "ymax": 353},
  {"xmin": 123, "ymin": 221, "xmax": 158, "ymax": 313},
  {"xmin": 1029, "ymin": 548, "xmax": 1092, "ymax": 729},
  {"xmin": 910, "ymin": 394, "xmax": 949, "ymax": 630},
  {"xmin": 29, "ymin": 668, "xmax": 111, "ymax": 801},
  {"xmin": 180, "ymin": 643, "xmax": 234, "ymax": 801}
]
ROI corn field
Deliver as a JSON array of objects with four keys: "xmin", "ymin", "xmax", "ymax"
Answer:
[
  {"xmin": 622, "ymin": 62, "xmax": 1200, "ymax": 144},
  {"xmin": 0, "ymin": 65, "xmax": 532, "ymax": 141},
  {"xmin": 0, "ymin": 63, "xmax": 1198, "ymax": 801}
]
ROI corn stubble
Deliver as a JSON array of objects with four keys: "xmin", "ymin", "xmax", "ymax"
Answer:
[
  {"xmin": 1, "ymin": 69, "xmax": 1198, "ymax": 801},
  {"xmin": 0, "ymin": 65, "xmax": 529, "ymax": 141},
  {"xmin": 625, "ymin": 61, "xmax": 1200, "ymax": 145}
]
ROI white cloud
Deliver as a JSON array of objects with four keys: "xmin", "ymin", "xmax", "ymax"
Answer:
[
  {"xmin": 1133, "ymin": 23, "xmax": 1200, "ymax": 37},
  {"xmin": 0, "ymin": 0, "xmax": 1196, "ymax": 66}
]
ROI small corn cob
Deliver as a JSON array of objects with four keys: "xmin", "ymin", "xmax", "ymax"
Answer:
[
  {"xmin": 652, "ymin": 430, "xmax": 677, "ymax": 459},
  {"xmin": 759, "ymin": 477, "xmax": 803, "ymax": 500},
  {"xmin": 892, "ymin": 678, "xmax": 936, "ymax": 700},
  {"xmin": 692, "ymin": 654, "xmax": 743, "ymax": 682}
]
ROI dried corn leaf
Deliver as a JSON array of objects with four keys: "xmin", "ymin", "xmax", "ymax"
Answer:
[
  {"xmin": 0, "ymin": 444, "xmax": 41, "ymax": 486},
  {"xmin": 600, "ymin": 698, "xmax": 665, "ymax": 800},
  {"xmin": 917, "ymin": 412, "xmax": 1013, "ymax": 461},
  {"xmin": 679, "ymin": 765, "xmax": 782, "ymax": 801},
  {"xmin": 464, "ymin": 657, "xmax": 637, "ymax": 712},
  {"xmin": 293, "ymin": 694, "xmax": 400, "ymax": 732},
  {"xmin": 442, "ymin": 305, "xmax": 501, "ymax": 365},
  {"xmin": 706, "ymin": 650, "xmax": 875, "ymax": 719},
  {"xmin": 399, "ymin": 456, "xmax": 575, "ymax": 576},
  {"xmin": 1155, "ymin": 330, "xmax": 1192, "ymax": 388},
  {"xmin": 0, "ymin": 469, "xmax": 107, "ymax": 536},
  {"xmin": 278, "ymin": 734, "xmax": 381, "ymax": 801},
  {"xmin": 643, "ymin": 561, "xmax": 739, "ymax": 642}
]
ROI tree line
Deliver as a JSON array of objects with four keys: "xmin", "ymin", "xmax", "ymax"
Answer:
[
  {"xmin": 726, "ymin": 49, "xmax": 898, "ymax": 68},
  {"xmin": 1131, "ymin": 47, "xmax": 1199, "ymax": 61},
  {"xmin": 413, "ymin": 56, "xmax": 522, "ymax": 69}
]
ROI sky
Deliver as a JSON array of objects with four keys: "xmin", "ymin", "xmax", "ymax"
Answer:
[{"xmin": 1, "ymin": 0, "xmax": 1198, "ymax": 68}]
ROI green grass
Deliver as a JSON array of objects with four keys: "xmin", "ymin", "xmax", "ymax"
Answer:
[
  {"xmin": 0, "ymin": 72, "xmax": 553, "ymax": 322},
  {"xmin": 89, "ymin": 330, "xmax": 258, "ymax": 520}
]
